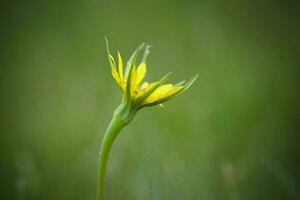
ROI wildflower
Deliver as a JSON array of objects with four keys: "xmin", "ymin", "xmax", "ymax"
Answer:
[
  {"xmin": 105, "ymin": 38, "xmax": 198, "ymax": 123},
  {"xmin": 97, "ymin": 38, "xmax": 198, "ymax": 200}
]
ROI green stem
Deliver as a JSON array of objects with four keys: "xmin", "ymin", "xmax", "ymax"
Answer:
[{"xmin": 97, "ymin": 114, "xmax": 127, "ymax": 200}]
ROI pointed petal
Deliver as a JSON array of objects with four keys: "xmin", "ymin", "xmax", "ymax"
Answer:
[
  {"xmin": 125, "ymin": 43, "xmax": 145, "ymax": 100},
  {"xmin": 117, "ymin": 51, "xmax": 123, "ymax": 80},
  {"xmin": 144, "ymin": 84, "xmax": 182, "ymax": 103},
  {"xmin": 111, "ymin": 69, "xmax": 123, "ymax": 90},
  {"xmin": 135, "ymin": 62, "xmax": 147, "ymax": 86},
  {"xmin": 109, "ymin": 55, "xmax": 116, "ymax": 69},
  {"xmin": 105, "ymin": 38, "xmax": 121, "ymax": 85},
  {"xmin": 142, "ymin": 74, "xmax": 198, "ymax": 107},
  {"xmin": 130, "ymin": 65, "xmax": 137, "ymax": 95},
  {"xmin": 134, "ymin": 72, "xmax": 171, "ymax": 104},
  {"xmin": 124, "ymin": 43, "xmax": 145, "ymax": 77}
]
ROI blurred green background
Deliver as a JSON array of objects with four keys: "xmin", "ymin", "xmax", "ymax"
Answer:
[{"xmin": 1, "ymin": 0, "xmax": 300, "ymax": 199}]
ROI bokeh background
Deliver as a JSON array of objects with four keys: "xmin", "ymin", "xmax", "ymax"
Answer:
[{"xmin": 1, "ymin": 0, "xmax": 300, "ymax": 199}]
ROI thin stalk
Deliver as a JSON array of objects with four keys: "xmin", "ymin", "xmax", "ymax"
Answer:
[{"xmin": 97, "ymin": 115, "xmax": 127, "ymax": 200}]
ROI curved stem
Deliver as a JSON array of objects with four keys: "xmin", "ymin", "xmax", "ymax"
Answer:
[{"xmin": 97, "ymin": 115, "xmax": 126, "ymax": 200}]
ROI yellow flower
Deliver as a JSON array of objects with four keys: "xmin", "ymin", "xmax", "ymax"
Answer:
[
  {"xmin": 97, "ymin": 39, "xmax": 198, "ymax": 200},
  {"xmin": 105, "ymin": 38, "xmax": 198, "ymax": 111}
]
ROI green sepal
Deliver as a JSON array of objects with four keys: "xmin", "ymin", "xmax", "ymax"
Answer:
[
  {"xmin": 182, "ymin": 74, "xmax": 199, "ymax": 92},
  {"xmin": 105, "ymin": 37, "xmax": 114, "ymax": 69},
  {"xmin": 141, "ymin": 44, "xmax": 151, "ymax": 63}
]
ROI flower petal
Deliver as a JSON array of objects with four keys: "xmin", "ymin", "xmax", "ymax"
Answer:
[
  {"xmin": 134, "ymin": 72, "xmax": 171, "ymax": 103},
  {"xmin": 130, "ymin": 65, "xmax": 137, "ymax": 95},
  {"xmin": 117, "ymin": 51, "xmax": 123, "ymax": 80},
  {"xmin": 135, "ymin": 63, "xmax": 147, "ymax": 86},
  {"xmin": 144, "ymin": 84, "xmax": 183, "ymax": 103},
  {"xmin": 125, "ymin": 43, "xmax": 145, "ymax": 100},
  {"xmin": 111, "ymin": 66, "xmax": 123, "ymax": 89},
  {"xmin": 142, "ymin": 74, "xmax": 198, "ymax": 107},
  {"xmin": 136, "ymin": 82, "xmax": 157, "ymax": 98}
]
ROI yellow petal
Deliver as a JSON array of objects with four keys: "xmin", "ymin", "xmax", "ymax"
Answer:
[
  {"xmin": 109, "ymin": 54, "xmax": 121, "ymax": 85},
  {"xmin": 146, "ymin": 84, "xmax": 173, "ymax": 102},
  {"xmin": 135, "ymin": 62, "xmax": 146, "ymax": 86},
  {"xmin": 130, "ymin": 63, "xmax": 146, "ymax": 97},
  {"xmin": 130, "ymin": 65, "xmax": 137, "ymax": 95},
  {"xmin": 117, "ymin": 51, "xmax": 123, "ymax": 80},
  {"xmin": 111, "ymin": 69, "xmax": 121, "ymax": 87},
  {"xmin": 136, "ymin": 82, "xmax": 156, "ymax": 98},
  {"xmin": 145, "ymin": 84, "xmax": 183, "ymax": 103},
  {"xmin": 109, "ymin": 54, "xmax": 116, "ymax": 69},
  {"xmin": 167, "ymin": 86, "xmax": 183, "ymax": 96}
]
